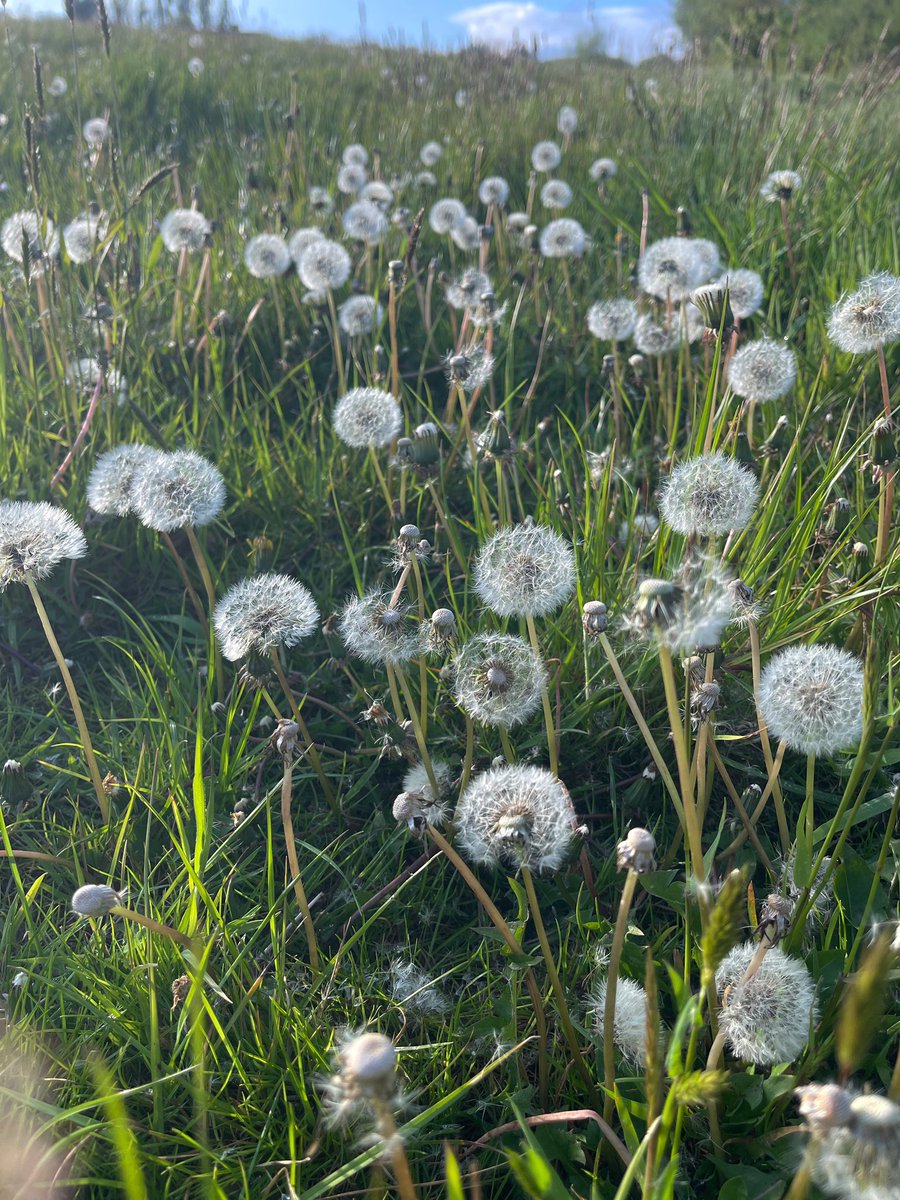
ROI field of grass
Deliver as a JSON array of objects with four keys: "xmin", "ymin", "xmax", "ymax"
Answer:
[{"xmin": 0, "ymin": 15, "xmax": 898, "ymax": 1199}]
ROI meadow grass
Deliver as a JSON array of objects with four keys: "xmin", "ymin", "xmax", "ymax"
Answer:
[{"xmin": 0, "ymin": 16, "xmax": 898, "ymax": 1199}]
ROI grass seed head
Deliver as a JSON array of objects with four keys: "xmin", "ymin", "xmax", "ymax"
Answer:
[
  {"xmin": 757, "ymin": 643, "xmax": 864, "ymax": 756},
  {"xmin": 451, "ymin": 632, "xmax": 545, "ymax": 728},
  {"xmin": 455, "ymin": 764, "xmax": 576, "ymax": 873},
  {"xmin": 0, "ymin": 501, "xmax": 87, "ymax": 588}
]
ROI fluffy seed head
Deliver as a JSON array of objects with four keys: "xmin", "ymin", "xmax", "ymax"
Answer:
[
  {"xmin": 531, "ymin": 141, "xmax": 562, "ymax": 172},
  {"xmin": 342, "ymin": 200, "xmax": 388, "ymax": 245},
  {"xmin": 760, "ymin": 170, "xmax": 802, "ymax": 203},
  {"xmin": 589, "ymin": 157, "xmax": 617, "ymax": 181},
  {"xmin": 638, "ymin": 237, "xmax": 708, "ymax": 301},
  {"xmin": 338, "ymin": 591, "xmax": 421, "ymax": 664},
  {"xmin": 757, "ymin": 644, "xmax": 864, "ymax": 756},
  {"xmin": 446, "ymin": 268, "xmax": 491, "ymax": 311},
  {"xmin": 308, "ymin": 186, "xmax": 333, "ymax": 214},
  {"xmin": 160, "ymin": 208, "xmax": 210, "ymax": 253},
  {"xmin": 450, "ymin": 215, "xmax": 481, "ymax": 251},
  {"xmin": 0, "ymin": 501, "xmax": 87, "ymax": 588},
  {"xmin": 478, "ymin": 176, "xmax": 510, "ymax": 206},
  {"xmin": 727, "ymin": 338, "xmax": 797, "ymax": 402},
  {"xmin": 473, "ymin": 523, "xmax": 575, "ymax": 617},
  {"xmin": 337, "ymin": 163, "xmax": 367, "ymax": 194},
  {"xmin": 402, "ymin": 759, "xmax": 454, "ymax": 809},
  {"xmin": 298, "ymin": 239, "xmax": 351, "ymax": 290},
  {"xmin": 455, "ymin": 764, "xmax": 576, "ymax": 873},
  {"xmin": 587, "ymin": 298, "xmax": 637, "ymax": 341},
  {"xmin": 659, "ymin": 451, "xmax": 760, "ymax": 536},
  {"xmin": 338, "ymin": 294, "xmax": 383, "ymax": 337},
  {"xmin": 1, "ymin": 211, "xmax": 59, "ymax": 263},
  {"xmin": 86, "ymin": 443, "xmax": 163, "ymax": 516},
  {"xmin": 540, "ymin": 179, "xmax": 572, "ymax": 210},
  {"xmin": 63, "ymin": 211, "xmax": 107, "ymax": 264},
  {"xmin": 828, "ymin": 272, "xmax": 900, "ymax": 354},
  {"xmin": 717, "ymin": 269, "xmax": 764, "ymax": 320},
  {"xmin": 634, "ymin": 312, "xmax": 680, "ymax": 355},
  {"xmin": 716, "ymin": 942, "xmax": 817, "ymax": 1065},
  {"xmin": 132, "ymin": 449, "xmax": 225, "ymax": 532},
  {"xmin": 803, "ymin": 1089, "xmax": 900, "ymax": 1200},
  {"xmin": 590, "ymin": 977, "xmax": 650, "ymax": 1066},
  {"xmin": 322, "ymin": 1030, "xmax": 403, "ymax": 1127},
  {"xmin": 66, "ymin": 357, "xmax": 124, "ymax": 398},
  {"xmin": 287, "ymin": 226, "xmax": 324, "ymax": 265},
  {"xmin": 243, "ymin": 233, "xmax": 291, "ymax": 278},
  {"xmin": 429, "ymin": 198, "xmax": 467, "ymax": 235},
  {"xmin": 359, "ymin": 180, "xmax": 394, "ymax": 211},
  {"xmin": 452, "ymin": 633, "xmax": 545, "ymax": 728},
  {"xmin": 342, "ymin": 143, "xmax": 369, "ymax": 167},
  {"xmin": 539, "ymin": 218, "xmax": 587, "ymax": 258},
  {"xmin": 71, "ymin": 884, "xmax": 121, "ymax": 917},
  {"xmin": 213, "ymin": 573, "xmax": 319, "ymax": 661},
  {"xmin": 557, "ymin": 104, "xmax": 578, "ymax": 134},
  {"xmin": 629, "ymin": 559, "xmax": 733, "ymax": 653},
  {"xmin": 333, "ymin": 388, "xmax": 402, "ymax": 448},
  {"xmin": 82, "ymin": 116, "xmax": 108, "ymax": 146}
]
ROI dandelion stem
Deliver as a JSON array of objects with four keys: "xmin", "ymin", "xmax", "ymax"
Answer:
[
  {"xmin": 657, "ymin": 646, "xmax": 704, "ymax": 882},
  {"xmin": 708, "ymin": 741, "xmax": 777, "ymax": 876},
  {"xmin": 525, "ymin": 613, "xmax": 558, "ymax": 777},
  {"xmin": 269, "ymin": 650, "xmax": 336, "ymax": 810},
  {"xmin": 603, "ymin": 868, "xmax": 639, "ymax": 1124},
  {"xmin": 26, "ymin": 576, "xmax": 109, "ymax": 824},
  {"xmin": 749, "ymin": 621, "xmax": 790, "ymax": 854},
  {"xmin": 718, "ymin": 739, "xmax": 787, "ymax": 859},
  {"xmin": 159, "ymin": 531, "xmax": 209, "ymax": 634},
  {"xmin": 876, "ymin": 343, "xmax": 892, "ymax": 422},
  {"xmin": 392, "ymin": 663, "xmax": 440, "ymax": 802},
  {"xmin": 183, "ymin": 523, "xmax": 225, "ymax": 703},
  {"xmin": 611, "ymin": 1115, "xmax": 662, "ymax": 1200},
  {"xmin": 326, "ymin": 289, "xmax": 346, "ymax": 394},
  {"xmin": 112, "ymin": 904, "xmax": 194, "ymax": 948},
  {"xmin": 371, "ymin": 1100, "xmax": 418, "ymax": 1200},
  {"xmin": 280, "ymin": 751, "xmax": 320, "ymax": 973}
]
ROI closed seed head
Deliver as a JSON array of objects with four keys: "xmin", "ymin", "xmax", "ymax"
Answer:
[
  {"xmin": 86, "ymin": 443, "xmax": 163, "ymax": 516},
  {"xmin": 757, "ymin": 644, "xmax": 864, "ymax": 756},
  {"xmin": 160, "ymin": 208, "xmax": 211, "ymax": 253},
  {"xmin": 298, "ymin": 239, "xmax": 351, "ymax": 290},
  {"xmin": 716, "ymin": 942, "xmax": 817, "ymax": 1065},
  {"xmin": 243, "ymin": 233, "xmax": 291, "ymax": 278},
  {"xmin": 133, "ymin": 449, "xmax": 225, "ymax": 532},
  {"xmin": 828, "ymin": 272, "xmax": 900, "ymax": 354},
  {"xmin": 727, "ymin": 338, "xmax": 797, "ymax": 402},
  {"xmin": 659, "ymin": 451, "xmax": 760, "ymax": 536},
  {"xmin": 473, "ymin": 523, "xmax": 575, "ymax": 617},
  {"xmin": 587, "ymin": 298, "xmax": 637, "ymax": 341},
  {"xmin": 616, "ymin": 827, "xmax": 657, "ymax": 873},
  {"xmin": 452, "ymin": 632, "xmax": 545, "ymax": 728},
  {"xmin": 455, "ymin": 764, "xmax": 576, "ymax": 873},
  {"xmin": 338, "ymin": 591, "xmax": 421, "ymax": 664},
  {"xmin": 71, "ymin": 884, "xmax": 121, "ymax": 917},
  {"xmin": 333, "ymin": 388, "xmax": 402, "ymax": 447},
  {"xmin": 213, "ymin": 573, "xmax": 319, "ymax": 661},
  {"xmin": 0, "ymin": 501, "xmax": 87, "ymax": 588}
]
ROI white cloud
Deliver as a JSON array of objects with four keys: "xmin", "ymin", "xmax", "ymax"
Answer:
[{"xmin": 450, "ymin": 2, "xmax": 678, "ymax": 60}]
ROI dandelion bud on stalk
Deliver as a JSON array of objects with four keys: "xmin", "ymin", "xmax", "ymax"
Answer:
[
  {"xmin": 690, "ymin": 284, "xmax": 734, "ymax": 342},
  {"xmin": 582, "ymin": 600, "xmax": 608, "ymax": 636},
  {"xmin": 616, "ymin": 827, "xmax": 657, "ymax": 874}
]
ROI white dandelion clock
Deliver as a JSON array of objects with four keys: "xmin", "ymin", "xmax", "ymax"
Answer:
[
  {"xmin": 799, "ymin": 1087, "xmax": 900, "ymax": 1200},
  {"xmin": 429, "ymin": 198, "xmax": 467, "ymax": 235},
  {"xmin": 634, "ymin": 313, "xmax": 680, "ymax": 355},
  {"xmin": 0, "ymin": 501, "xmax": 87, "ymax": 588},
  {"xmin": 557, "ymin": 105, "xmax": 578, "ymax": 134},
  {"xmin": 1, "ymin": 211, "xmax": 59, "ymax": 263},
  {"xmin": 630, "ymin": 561, "xmax": 734, "ymax": 654},
  {"xmin": 333, "ymin": 388, "xmax": 401, "ymax": 448},
  {"xmin": 419, "ymin": 140, "xmax": 442, "ymax": 166},
  {"xmin": 540, "ymin": 179, "xmax": 572, "ymax": 210},
  {"xmin": 760, "ymin": 170, "xmax": 802, "ymax": 203},
  {"xmin": 478, "ymin": 176, "xmax": 510, "ymax": 207},
  {"xmin": 342, "ymin": 200, "xmax": 388, "ymax": 245},
  {"xmin": 82, "ymin": 117, "xmax": 109, "ymax": 147},
  {"xmin": 539, "ymin": 218, "xmax": 587, "ymax": 258},
  {"xmin": 446, "ymin": 268, "xmax": 491, "ymax": 311},
  {"xmin": 531, "ymin": 141, "xmax": 562, "ymax": 172},
  {"xmin": 243, "ymin": 234, "xmax": 291, "ymax": 278},
  {"xmin": 691, "ymin": 239, "xmax": 722, "ymax": 281},
  {"xmin": 402, "ymin": 759, "xmax": 454, "ymax": 808},
  {"xmin": 717, "ymin": 269, "xmax": 764, "ymax": 320},
  {"xmin": 727, "ymin": 339, "xmax": 797, "ymax": 402},
  {"xmin": 587, "ymin": 298, "xmax": 637, "ymax": 342},
  {"xmin": 473, "ymin": 523, "xmax": 575, "ymax": 617},
  {"xmin": 66, "ymin": 357, "xmax": 124, "ymax": 398},
  {"xmin": 287, "ymin": 227, "xmax": 324, "ymax": 264},
  {"xmin": 337, "ymin": 163, "xmax": 367, "ymax": 195},
  {"xmin": 589, "ymin": 158, "xmax": 617, "ymax": 182},
  {"xmin": 86, "ymin": 444, "xmax": 163, "ymax": 517},
  {"xmin": 715, "ymin": 943, "xmax": 817, "ymax": 1066},
  {"xmin": 828, "ymin": 272, "xmax": 900, "ymax": 354},
  {"xmin": 638, "ymin": 237, "xmax": 707, "ymax": 301},
  {"xmin": 187, "ymin": 57, "xmax": 204, "ymax": 77},
  {"xmin": 47, "ymin": 76, "xmax": 67, "ymax": 97},
  {"xmin": 359, "ymin": 180, "xmax": 394, "ymax": 211},
  {"xmin": 160, "ymin": 208, "xmax": 211, "ymax": 253},
  {"xmin": 321, "ymin": 1029, "xmax": 407, "ymax": 1131},
  {"xmin": 63, "ymin": 211, "xmax": 108, "ymax": 264},
  {"xmin": 338, "ymin": 591, "xmax": 421, "ymax": 665},
  {"xmin": 590, "ymin": 977, "xmax": 651, "ymax": 1067},
  {"xmin": 450, "ymin": 216, "xmax": 481, "ymax": 251},
  {"xmin": 338, "ymin": 295, "xmax": 383, "ymax": 337},
  {"xmin": 213, "ymin": 574, "xmax": 319, "ymax": 662},
  {"xmin": 342, "ymin": 143, "xmax": 369, "ymax": 167},
  {"xmin": 452, "ymin": 633, "xmax": 545, "ymax": 729},
  {"xmin": 456, "ymin": 765, "xmax": 576, "ymax": 873},
  {"xmin": 132, "ymin": 450, "xmax": 225, "ymax": 532},
  {"xmin": 659, "ymin": 452, "xmax": 760, "ymax": 536},
  {"xmin": 757, "ymin": 644, "xmax": 864, "ymax": 757},
  {"xmin": 298, "ymin": 239, "xmax": 351, "ymax": 291}
]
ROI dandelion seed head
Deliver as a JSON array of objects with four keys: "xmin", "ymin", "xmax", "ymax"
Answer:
[
  {"xmin": 452, "ymin": 633, "xmax": 545, "ymax": 729},
  {"xmin": 692, "ymin": 239, "xmax": 722, "ymax": 281},
  {"xmin": 634, "ymin": 312, "xmax": 681, "ymax": 355},
  {"xmin": 338, "ymin": 294, "xmax": 383, "ymax": 337},
  {"xmin": 801, "ymin": 1088, "xmax": 900, "ymax": 1200},
  {"xmin": 557, "ymin": 104, "xmax": 578, "ymax": 133},
  {"xmin": 415, "ymin": 170, "xmax": 437, "ymax": 188},
  {"xmin": 419, "ymin": 140, "xmax": 442, "ymax": 166},
  {"xmin": 716, "ymin": 942, "xmax": 817, "ymax": 1065},
  {"xmin": 450, "ymin": 215, "xmax": 481, "ymax": 251},
  {"xmin": 338, "ymin": 591, "xmax": 421, "ymax": 665},
  {"xmin": 539, "ymin": 217, "xmax": 587, "ymax": 258},
  {"xmin": 337, "ymin": 162, "xmax": 367, "ymax": 195},
  {"xmin": 82, "ymin": 117, "xmax": 108, "ymax": 146},
  {"xmin": 187, "ymin": 56, "xmax": 204, "ymax": 76},
  {"xmin": 587, "ymin": 298, "xmax": 637, "ymax": 341},
  {"xmin": 333, "ymin": 388, "xmax": 402, "ymax": 447},
  {"xmin": 479, "ymin": 176, "xmax": 510, "ymax": 206},
  {"xmin": 828, "ymin": 272, "xmax": 900, "ymax": 354},
  {"xmin": 445, "ymin": 344, "xmax": 494, "ymax": 393},
  {"xmin": 342, "ymin": 143, "xmax": 369, "ymax": 167},
  {"xmin": 659, "ymin": 451, "xmax": 760, "ymax": 536},
  {"xmin": 86, "ymin": 443, "xmax": 163, "ymax": 517},
  {"xmin": 474, "ymin": 523, "xmax": 575, "ymax": 617},
  {"xmin": 1, "ymin": 211, "xmax": 59, "ymax": 263},
  {"xmin": 455, "ymin": 764, "xmax": 575, "ymax": 873},
  {"xmin": 243, "ymin": 233, "xmax": 291, "ymax": 278},
  {"xmin": 298, "ymin": 238, "xmax": 351, "ymax": 290},
  {"xmin": 590, "ymin": 977, "xmax": 650, "ymax": 1066},
  {"xmin": 308, "ymin": 186, "xmax": 334, "ymax": 215},
  {"xmin": 540, "ymin": 179, "xmax": 573, "ymax": 210},
  {"xmin": 132, "ymin": 449, "xmax": 225, "ymax": 532},
  {"xmin": 402, "ymin": 759, "xmax": 454, "ymax": 809},
  {"xmin": 589, "ymin": 157, "xmax": 617, "ymax": 181},
  {"xmin": 727, "ymin": 339, "xmax": 797, "ymax": 402},
  {"xmin": 71, "ymin": 884, "xmax": 121, "ymax": 917},
  {"xmin": 63, "ymin": 211, "xmax": 107, "ymax": 264},
  {"xmin": 616, "ymin": 827, "xmax": 657, "ymax": 874},
  {"xmin": 717, "ymin": 269, "xmax": 764, "ymax": 320},
  {"xmin": 638, "ymin": 237, "xmax": 708, "ymax": 301},
  {"xmin": 758, "ymin": 644, "xmax": 864, "ymax": 756},
  {"xmin": 629, "ymin": 559, "xmax": 733, "ymax": 653},
  {"xmin": 359, "ymin": 180, "xmax": 394, "ymax": 211},
  {"xmin": 213, "ymin": 573, "xmax": 319, "ymax": 662},
  {"xmin": 66, "ymin": 357, "xmax": 124, "ymax": 398},
  {"xmin": 160, "ymin": 208, "xmax": 211, "ymax": 253},
  {"xmin": 342, "ymin": 200, "xmax": 388, "ymax": 245},
  {"xmin": 531, "ymin": 140, "xmax": 562, "ymax": 172},
  {"xmin": 322, "ymin": 1030, "xmax": 402, "ymax": 1126},
  {"xmin": 446, "ymin": 268, "xmax": 492, "ymax": 311},
  {"xmin": 429, "ymin": 197, "xmax": 467, "ymax": 235},
  {"xmin": 47, "ymin": 76, "xmax": 67, "ymax": 97},
  {"xmin": 760, "ymin": 170, "xmax": 802, "ymax": 203},
  {"xmin": 388, "ymin": 956, "xmax": 449, "ymax": 1017},
  {"xmin": 0, "ymin": 501, "xmax": 87, "ymax": 588},
  {"xmin": 287, "ymin": 227, "xmax": 325, "ymax": 266}
]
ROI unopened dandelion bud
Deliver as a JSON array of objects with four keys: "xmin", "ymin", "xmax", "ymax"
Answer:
[
  {"xmin": 427, "ymin": 608, "xmax": 457, "ymax": 652},
  {"xmin": 756, "ymin": 892, "xmax": 793, "ymax": 945},
  {"xmin": 273, "ymin": 718, "xmax": 300, "ymax": 758},
  {"xmin": 72, "ymin": 884, "xmax": 122, "ymax": 917},
  {"xmin": 396, "ymin": 524, "xmax": 420, "ymax": 551},
  {"xmin": 394, "ymin": 437, "xmax": 415, "ymax": 468},
  {"xmin": 847, "ymin": 541, "xmax": 869, "ymax": 581},
  {"xmin": 392, "ymin": 790, "xmax": 431, "ymax": 835},
  {"xmin": 760, "ymin": 414, "xmax": 791, "ymax": 458},
  {"xmin": 1, "ymin": 759, "xmax": 33, "ymax": 806},
  {"xmin": 691, "ymin": 681, "xmax": 721, "ymax": 724},
  {"xmin": 616, "ymin": 827, "xmax": 657, "ymax": 874},
  {"xmin": 582, "ymin": 600, "xmax": 608, "ymax": 636},
  {"xmin": 869, "ymin": 416, "xmax": 898, "ymax": 470}
]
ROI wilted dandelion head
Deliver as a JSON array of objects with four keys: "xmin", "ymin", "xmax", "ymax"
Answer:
[
  {"xmin": 760, "ymin": 170, "xmax": 802, "ymax": 203},
  {"xmin": 717, "ymin": 269, "xmax": 764, "ymax": 320},
  {"xmin": 321, "ymin": 1030, "xmax": 404, "ymax": 1127},
  {"xmin": 827, "ymin": 272, "xmax": 900, "ymax": 354},
  {"xmin": 587, "ymin": 298, "xmax": 637, "ymax": 342},
  {"xmin": 727, "ymin": 339, "xmax": 797, "ymax": 402},
  {"xmin": 757, "ymin": 644, "xmax": 864, "ymax": 756},
  {"xmin": 540, "ymin": 179, "xmax": 573, "ymax": 210},
  {"xmin": 338, "ymin": 591, "xmax": 421, "ymax": 665},
  {"xmin": 0, "ymin": 501, "xmax": 87, "ymax": 588},
  {"xmin": 160, "ymin": 208, "xmax": 211, "ymax": 253},
  {"xmin": 429, "ymin": 197, "xmax": 467, "ymax": 235},
  {"xmin": 634, "ymin": 312, "xmax": 681, "ymax": 355},
  {"xmin": 338, "ymin": 294, "xmax": 383, "ymax": 337},
  {"xmin": 82, "ymin": 116, "xmax": 108, "ymax": 146},
  {"xmin": 298, "ymin": 238, "xmax": 351, "ymax": 290},
  {"xmin": 474, "ymin": 523, "xmax": 575, "ymax": 617},
  {"xmin": 71, "ymin": 883, "xmax": 121, "ymax": 917},
  {"xmin": 333, "ymin": 387, "xmax": 401, "ymax": 448},
  {"xmin": 589, "ymin": 157, "xmax": 617, "ymax": 181},
  {"xmin": 1, "ymin": 211, "xmax": 59, "ymax": 263},
  {"xmin": 342, "ymin": 200, "xmax": 389, "ymax": 245},
  {"xmin": 629, "ymin": 559, "xmax": 733, "ymax": 653},
  {"xmin": 659, "ymin": 451, "xmax": 760, "ymax": 536},
  {"xmin": 132, "ymin": 449, "xmax": 225, "ymax": 532},
  {"xmin": 557, "ymin": 104, "xmax": 578, "ymax": 133},
  {"xmin": 445, "ymin": 344, "xmax": 494, "ymax": 393},
  {"xmin": 420, "ymin": 140, "xmax": 442, "ymax": 166},
  {"xmin": 86, "ymin": 443, "xmax": 163, "ymax": 517},
  {"xmin": 531, "ymin": 140, "xmax": 562, "ymax": 172},
  {"xmin": 243, "ymin": 233, "xmax": 291, "ymax": 278},
  {"xmin": 63, "ymin": 211, "xmax": 107, "ymax": 264},
  {"xmin": 452, "ymin": 632, "xmax": 545, "ymax": 729},
  {"xmin": 455, "ymin": 764, "xmax": 576, "ymax": 873},
  {"xmin": 801, "ymin": 1088, "xmax": 900, "ymax": 1200},
  {"xmin": 213, "ymin": 573, "xmax": 319, "ymax": 662},
  {"xmin": 638, "ymin": 237, "xmax": 708, "ymax": 301},
  {"xmin": 402, "ymin": 758, "xmax": 454, "ymax": 810},
  {"xmin": 539, "ymin": 218, "xmax": 587, "ymax": 258},
  {"xmin": 716, "ymin": 942, "xmax": 817, "ymax": 1066},
  {"xmin": 446, "ymin": 268, "xmax": 491, "ymax": 311},
  {"xmin": 337, "ymin": 162, "xmax": 367, "ymax": 195},
  {"xmin": 590, "ymin": 977, "xmax": 651, "ymax": 1066},
  {"xmin": 478, "ymin": 176, "xmax": 510, "ymax": 206},
  {"xmin": 450, "ymin": 215, "xmax": 481, "ymax": 251}
]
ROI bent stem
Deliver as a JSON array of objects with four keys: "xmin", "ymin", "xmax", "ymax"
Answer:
[
  {"xmin": 26, "ymin": 576, "xmax": 109, "ymax": 825},
  {"xmin": 525, "ymin": 613, "xmax": 558, "ymax": 777},
  {"xmin": 426, "ymin": 823, "xmax": 549, "ymax": 1107},
  {"xmin": 160, "ymin": 531, "xmax": 209, "ymax": 635},
  {"xmin": 520, "ymin": 864, "xmax": 601, "ymax": 1106},
  {"xmin": 603, "ymin": 867, "xmax": 639, "ymax": 1124},
  {"xmin": 112, "ymin": 905, "xmax": 194, "ymax": 948},
  {"xmin": 392, "ymin": 662, "xmax": 440, "ymax": 801},
  {"xmin": 280, "ymin": 751, "xmax": 320, "ymax": 973},
  {"xmin": 270, "ymin": 649, "xmax": 337, "ymax": 811}
]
